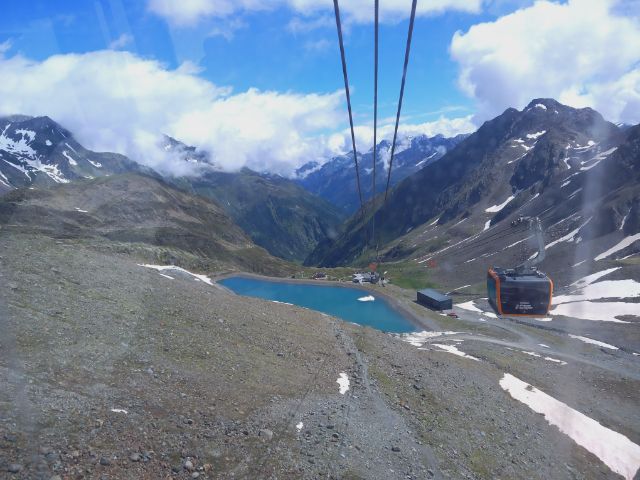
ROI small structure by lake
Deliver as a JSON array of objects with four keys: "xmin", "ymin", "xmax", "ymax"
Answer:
[{"xmin": 417, "ymin": 288, "xmax": 452, "ymax": 311}]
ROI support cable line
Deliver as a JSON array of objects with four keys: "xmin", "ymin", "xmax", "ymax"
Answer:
[
  {"xmin": 383, "ymin": 0, "xmax": 418, "ymax": 203},
  {"xmin": 333, "ymin": 0, "xmax": 365, "ymax": 215},
  {"xmin": 371, "ymin": 0, "xmax": 379, "ymax": 256}
]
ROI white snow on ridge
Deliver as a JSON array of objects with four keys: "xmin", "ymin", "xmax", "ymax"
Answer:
[
  {"xmin": 0, "ymin": 169, "xmax": 11, "ymax": 188},
  {"xmin": 87, "ymin": 159, "xmax": 103, "ymax": 168},
  {"xmin": 2, "ymin": 158, "xmax": 32, "ymax": 179},
  {"xmin": 547, "ymin": 217, "xmax": 592, "ymax": 249},
  {"xmin": 568, "ymin": 334, "xmax": 618, "ymax": 350},
  {"xmin": 337, "ymin": 373, "xmax": 350, "ymax": 394},
  {"xmin": 571, "ymin": 267, "xmax": 620, "ymax": 287},
  {"xmin": 416, "ymin": 151, "xmax": 438, "ymax": 168},
  {"xmin": 534, "ymin": 103, "xmax": 547, "ymax": 110},
  {"xmin": 0, "ymin": 130, "xmax": 38, "ymax": 159},
  {"xmin": 62, "ymin": 150, "xmax": 78, "ymax": 166},
  {"xmin": 483, "ymin": 219, "xmax": 491, "ymax": 231},
  {"xmin": 595, "ymin": 234, "xmax": 640, "ymax": 261},
  {"xmin": 580, "ymin": 147, "xmax": 617, "ymax": 172},
  {"xmin": 138, "ymin": 264, "xmax": 213, "ymax": 285},
  {"xmin": 45, "ymin": 140, "xmax": 52, "ymax": 146},
  {"xmin": 485, "ymin": 194, "xmax": 516, "ymax": 213},
  {"xmin": 526, "ymin": 130, "xmax": 546, "ymax": 140},
  {"xmin": 500, "ymin": 374, "xmax": 640, "ymax": 480}
]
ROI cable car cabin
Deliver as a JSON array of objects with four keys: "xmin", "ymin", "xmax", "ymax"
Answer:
[{"xmin": 487, "ymin": 267, "xmax": 553, "ymax": 316}]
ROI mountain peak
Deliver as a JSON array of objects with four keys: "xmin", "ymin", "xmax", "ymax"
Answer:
[{"xmin": 524, "ymin": 98, "xmax": 563, "ymax": 111}]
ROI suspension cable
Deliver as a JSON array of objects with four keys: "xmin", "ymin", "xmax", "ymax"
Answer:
[
  {"xmin": 333, "ymin": 0, "xmax": 365, "ymax": 215},
  {"xmin": 383, "ymin": 0, "xmax": 418, "ymax": 203},
  {"xmin": 371, "ymin": 0, "xmax": 379, "ymax": 256}
]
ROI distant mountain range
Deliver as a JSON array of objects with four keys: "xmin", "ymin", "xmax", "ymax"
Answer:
[
  {"xmin": 0, "ymin": 115, "xmax": 148, "ymax": 192},
  {"xmin": 307, "ymin": 98, "xmax": 639, "ymax": 289},
  {"xmin": 0, "ymin": 117, "xmax": 343, "ymax": 262},
  {"xmin": 295, "ymin": 133, "xmax": 467, "ymax": 215},
  {"xmin": 3, "ymin": 99, "xmax": 638, "ymax": 277}
]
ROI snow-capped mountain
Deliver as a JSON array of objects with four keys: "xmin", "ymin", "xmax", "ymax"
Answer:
[
  {"xmin": 0, "ymin": 115, "xmax": 146, "ymax": 193},
  {"xmin": 307, "ymin": 98, "xmax": 637, "ymax": 279},
  {"xmin": 296, "ymin": 133, "xmax": 468, "ymax": 214}
]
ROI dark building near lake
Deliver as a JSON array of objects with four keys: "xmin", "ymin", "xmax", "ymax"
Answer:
[{"xmin": 417, "ymin": 289, "xmax": 452, "ymax": 311}]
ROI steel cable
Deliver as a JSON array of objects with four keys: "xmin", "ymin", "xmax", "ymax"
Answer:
[
  {"xmin": 333, "ymin": 0, "xmax": 365, "ymax": 215},
  {"xmin": 383, "ymin": 0, "xmax": 418, "ymax": 203}
]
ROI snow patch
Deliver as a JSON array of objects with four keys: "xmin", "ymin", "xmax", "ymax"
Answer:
[
  {"xmin": 432, "ymin": 344, "xmax": 480, "ymax": 361},
  {"xmin": 551, "ymin": 302, "xmax": 634, "ymax": 323},
  {"xmin": 595, "ymin": 234, "xmax": 640, "ymax": 261},
  {"xmin": 526, "ymin": 130, "xmax": 546, "ymax": 140},
  {"xmin": 544, "ymin": 357, "xmax": 567, "ymax": 365},
  {"xmin": 74, "ymin": 207, "xmax": 88, "ymax": 213},
  {"xmin": 399, "ymin": 331, "xmax": 461, "ymax": 347},
  {"xmin": 271, "ymin": 300, "xmax": 294, "ymax": 306},
  {"xmin": 159, "ymin": 274, "xmax": 174, "ymax": 280},
  {"xmin": 111, "ymin": 408, "xmax": 128, "ymax": 414},
  {"xmin": 569, "ymin": 334, "xmax": 618, "ymax": 350},
  {"xmin": 486, "ymin": 194, "xmax": 516, "ymax": 213},
  {"xmin": 456, "ymin": 301, "xmax": 483, "ymax": 313},
  {"xmin": 45, "ymin": 140, "xmax": 52, "ymax": 146},
  {"xmin": 62, "ymin": 150, "xmax": 77, "ymax": 166},
  {"xmin": 337, "ymin": 373, "xmax": 350, "ymax": 394},
  {"xmin": 500, "ymin": 373, "xmax": 640, "ymax": 480},
  {"xmin": 296, "ymin": 422, "xmax": 304, "ymax": 431},
  {"xmin": 139, "ymin": 264, "xmax": 213, "ymax": 285},
  {"xmin": 483, "ymin": 219, "xmax": 491, "ymax": 231},
  {"xmin": 87, "ymin": 159, "xmax": 103, "ymax": 168},
  {"xmin": 534, "ymin": 103, "xmax": 547, "ymax": 110},
  {"xmin": 547, "ymin": 217, "xmax": 592, "ymax": 249},
  {"xmin": 357, "ymin": 295, "xmax": 375, "ymax": 302},
  {"xmin": 580, "ymin": 147, "xmax": 617, "ymax": 171}
]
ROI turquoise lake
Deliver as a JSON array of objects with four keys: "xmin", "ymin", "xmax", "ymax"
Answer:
[{"xmin": 219, "ymin": 276, "xmax": 418, "ymax": 333}]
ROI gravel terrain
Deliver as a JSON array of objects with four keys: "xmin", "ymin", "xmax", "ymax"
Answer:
[{"xmin": 1, "ymin": 231, "xmax": 639, "ymax": 479}]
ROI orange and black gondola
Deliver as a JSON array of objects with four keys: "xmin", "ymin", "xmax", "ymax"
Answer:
[
  {"xmin": 487, "ymin": 216, "xmax": 554, "ymax": 317},
  {"xmin": 487, "ymin": 267, "xmax": 553, "ymax": 316}
]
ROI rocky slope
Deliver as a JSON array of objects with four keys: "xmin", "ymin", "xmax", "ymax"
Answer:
[
  {"xmin": 296, "ymin": 134, "xmax": 467, "ymax": 215},
  {"xmin": 306, "ymin": 98, "xmax": 631, "ymax": 270},
  {"xmin": 174, "ymin": 167, "xmax": 345, "ymax": 263},
  {"xmin": 1, "ymin": 232, "xmax": 638, "ymax": 479},
  {"xmin": 0, "ymin": 172, "xmax": 291, "ymax": 275}
]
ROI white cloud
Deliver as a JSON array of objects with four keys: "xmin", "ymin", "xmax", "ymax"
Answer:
[
  {"xmin": 0, "ymin": 39, "xmax": 12, "ymax": 54},
  {"xmin": 108, "ymin": 33, "xmax": 133, "ymax": 50},
  {"xmin": 148, "ymin": 0, "xmax": 483, "ymax": 27},
  {"xmin": 327, "ymin": 115, "xmax": 476, "ymax": 157},
  {"xmin": 0, "ymin": 49, "xmax": 344, "ymax": 176},
  {"xmin": 450, "ymin": 0, "xmax": 640, "ymax": 124},
  {"xmin": 0, "ymin": 49, "xmax": 473, "ymax": 176}
]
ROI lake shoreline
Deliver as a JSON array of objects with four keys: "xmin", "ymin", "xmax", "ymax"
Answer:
[{"xmin": 213, "ymin": 271, "xmax": 437, "ymax": 332}]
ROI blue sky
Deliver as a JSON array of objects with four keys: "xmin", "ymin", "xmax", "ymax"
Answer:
[
  {"xmin": 0, "ymin": 0, "xmax": 526, "ymax": 122},
  {"xmin": 0, "ymin": 1, "xmax": 638, "ymax": 175}
]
